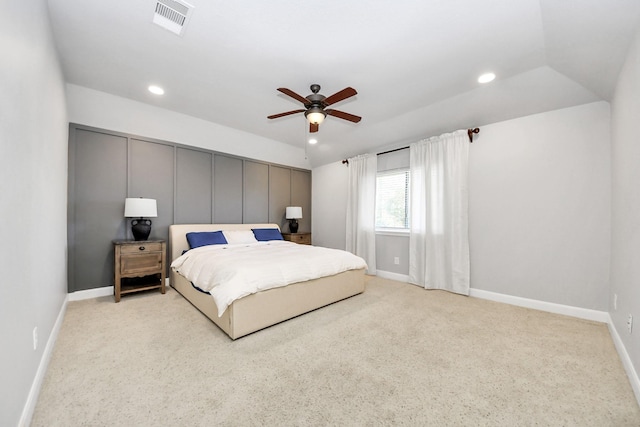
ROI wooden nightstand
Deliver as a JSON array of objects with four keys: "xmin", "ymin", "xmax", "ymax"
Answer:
[
  {"xmin": 282, "ymin": 232, "xmax": 312, "ymax": 245},
  {"xmin": 113, "ymin": 240, "xmax": 166, "ymax": 302}
]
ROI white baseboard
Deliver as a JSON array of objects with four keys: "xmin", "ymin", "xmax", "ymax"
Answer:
[
  {"xmin": 375, "ymin": 270, "xmax": 410, "ymax": 283},
  {"xmin": 607, "ymin": 315, "xmax": 640, "ymax": 407},
  {"xmin": 19, "ymin": 296, "xmax": 68, "ymax": 427},
  {"xmin": 469, "ymin": 288, "xmax": 610, "ymax": 323},
  {"xmin": 67, "ymin": 278, "xmax": 171, "ymax": 302},
  {"xmin": 376, "ymin": 273, "xmax": 608, "ymax": 322},
  {"xmin": 67, "ymin": 285, "xmax": 113, "ymax": 301}
]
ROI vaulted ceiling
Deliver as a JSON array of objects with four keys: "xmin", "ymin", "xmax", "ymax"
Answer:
[{"xmin": 47, "ymin": 0, "xmax": 640, "ymax": 167}]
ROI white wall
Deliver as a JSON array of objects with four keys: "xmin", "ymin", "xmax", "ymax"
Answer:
[
  {"xmin": 313, "ymin": 101, "xmax": 611, "ymax": 311},
  {"xmin": 0, "ymin": 1, "xmax": 69, "ymax": 425},
  {"xmin": 66, "ymin": 84, "xmax": 311, "ymax": 170},
  {"xmin": 469, "ymin": 101, "xmax": 611, "ymax": 310},
  {"xmin": 610, "ymin": 25, "xmax": 640, "ymax": 384}
]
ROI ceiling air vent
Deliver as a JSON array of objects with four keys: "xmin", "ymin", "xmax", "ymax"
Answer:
[{"xmin": 153, "ymin": 0, "xmax": 194, "ymax": 36}]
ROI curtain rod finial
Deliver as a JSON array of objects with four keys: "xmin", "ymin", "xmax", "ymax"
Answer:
[
  {"xmin": 468, "ymin": 128, "xmax": 480, "ymax": 142},
  {"xmin": 342, "ymin": 159, "xmax": 349, "ymax": 165}
]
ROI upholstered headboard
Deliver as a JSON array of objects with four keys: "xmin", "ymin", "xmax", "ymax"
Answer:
[{"xmin": 168, "ymin": 223, "xmax": 281, "ymax": 262}]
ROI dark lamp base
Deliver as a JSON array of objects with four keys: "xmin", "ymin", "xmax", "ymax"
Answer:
[
  {"xmin": 288, "ymin": 219, "xmax": 299, "ymax": 233},
  {"xmin": 131, "ymin": 218, "xmax": 152, "ymax": 241}
]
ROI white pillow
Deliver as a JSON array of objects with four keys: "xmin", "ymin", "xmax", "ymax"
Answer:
[{"xmin": 222, "ymin": 230, "xmax": 258, "ymax": 245}]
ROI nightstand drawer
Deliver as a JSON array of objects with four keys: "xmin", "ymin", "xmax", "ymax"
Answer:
[
  {"xmin": 120, "ymin": 252, "xmax": 163, "ymax": 275},
  {"xmin": 282, "ymin": 233, "xmax": 311, "ymax": 245},
  {"xmin": 120, "ymin": 242, "xmax": 163, "ymax": 254}
]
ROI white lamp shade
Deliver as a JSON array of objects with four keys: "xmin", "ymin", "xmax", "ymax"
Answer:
[
  {"xmin": 286, "ymin": 206, "xmax": 302, "ymax": 219},
  {"xmin": 124, "ymin": 198, "xmax": 157, "ymax": 218}
]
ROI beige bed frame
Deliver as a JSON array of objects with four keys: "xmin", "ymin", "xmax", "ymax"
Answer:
[{"xmin": 169, "ymin": 223, "xmax": 365, "ymax": 340}]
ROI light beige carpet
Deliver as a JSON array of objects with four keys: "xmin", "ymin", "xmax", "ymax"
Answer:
[{"xmin": 32, "ymin": 277, "xmax": 640, "ymax": 426}]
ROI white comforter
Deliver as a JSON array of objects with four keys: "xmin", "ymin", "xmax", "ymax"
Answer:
[{"xmin": 170, "ymin": 241, "xmax": 367, "ymax": 316}]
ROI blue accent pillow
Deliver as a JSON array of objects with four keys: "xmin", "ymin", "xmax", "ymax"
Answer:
[
  {"xmin": 252, "ymin": 228, "xmax": 284, "ymax": 242},
  {"xmin": 186, "ymin": 231, "xmax": 228, "ymax": 249}
]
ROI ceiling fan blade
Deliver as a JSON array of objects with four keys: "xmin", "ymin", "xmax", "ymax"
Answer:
[
  {"xmin": 277, "ymin": 88, "xmax": 309, "ymax": 105},
  {"xmin": 323, "ymin": 87, "xmax": 357, "ymax": 106},
  {"xmin": 267, "ymin": 109, "xmax": 305, "ymax": 119},
  {"xmin": 326, "ymin": 109, "xmax": 362, "ymax": 123},
  {"xmin": 310, "ymin": 123, "xmax": 319, "ymax": 133}
]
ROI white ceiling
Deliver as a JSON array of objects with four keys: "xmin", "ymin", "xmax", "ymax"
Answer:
[{"xmin": 47, "ymin": 0, "xmax": 640, "ymax": 167}]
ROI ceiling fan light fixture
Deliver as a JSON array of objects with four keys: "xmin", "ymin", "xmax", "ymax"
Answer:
[{"xmin": 305, "ymin": 107, "xmax": 326, "ymax": 125}]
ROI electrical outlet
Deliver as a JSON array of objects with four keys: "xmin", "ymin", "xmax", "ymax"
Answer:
[
  {"xmin": 627, "ymin": 314, "xmax": 633, "ymax": 334},
  {"xmin": 32, "ymin": 327, "xmax": 38, "ymax": 350},
  {"xmin": 394, "ymin": 257, "xmax": 400, "ymax": 265},
  {"xmin": 614, "ymin": 293, "xmax": 617, "ymax": 311}
]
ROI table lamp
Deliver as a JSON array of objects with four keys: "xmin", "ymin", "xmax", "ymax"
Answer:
[
  {"xmin": 286, "ymin": 206, "xmax": 302, "ymax": 233},
  {"xmin": 124, "ymin": 198, "xmax": 157, "ymax": 241}
]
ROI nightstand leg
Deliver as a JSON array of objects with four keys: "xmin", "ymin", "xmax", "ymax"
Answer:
[
  {"xmin": 160, "ymin": 252, "xmax": 166, "ymax": 294},
  {"xmin": 114, "ymin": 246, "xmax": 121, "ymax": 302},
  {"xmin": 114, "ymin": 272, "xmax": 121, "ymax": 303}
]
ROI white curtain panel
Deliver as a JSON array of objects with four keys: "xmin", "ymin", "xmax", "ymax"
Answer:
[
  {"xmin": 409, "ymin": 130, "xmax": 470, "ymax": 295},
  {"xmin": 346, "ymin": 154, "xmax": 377, "ymax": 275}
]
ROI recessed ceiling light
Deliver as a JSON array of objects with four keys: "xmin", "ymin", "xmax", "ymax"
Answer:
[
  {"xmin": 478, "ymin": 73, "xmax": 496, "ymax": 84},
  {"xmin": 148, "ymin": 85, "xmax": 165, "ymax": 95},
  {"xmin": 308, "ymin": 138, "xmax": 318, "ymax": 145}
]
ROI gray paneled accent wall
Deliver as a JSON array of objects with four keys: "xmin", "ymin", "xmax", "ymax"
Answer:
[
  {"xmin": 243, "ymin": 161, "xmax": 269, "ymax": 223},
  {"xmin": 269, "ymin": 166, "xmax": 291, "ymax": 231},
  {"xmin": 68, "ymin": 129, "xmax": 127, "ymax": 292},
  {"xmin": 291, "ymin": 169, "xmax": 312, "ymax": 233},
  {"xmin": 213, "ymin": 154, "xmax": 243, "ymax": 223},
  {"xmin": 68, "ymin": 124, "xmax": 311, "ymax": 292},
  {"xmin": 129, "ymin": 139, "xmax": 175, "ymax": 242},
  {"xmin": 175, "ymin": 147, "xmax": 212, "ymax": 224}
]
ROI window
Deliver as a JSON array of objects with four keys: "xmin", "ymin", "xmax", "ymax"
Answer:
[{"xmin": 375, "ymin": 169, "xmax": 410, "ymax": 230}]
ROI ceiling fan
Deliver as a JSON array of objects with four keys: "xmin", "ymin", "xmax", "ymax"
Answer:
[{"xmin": 267, "ymin": 84, "xmax": 361, "ymax": 133}]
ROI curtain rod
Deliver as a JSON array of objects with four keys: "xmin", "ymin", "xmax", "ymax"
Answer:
[{"xmin": 341, "ymin": 128, "xmax": 480, "ymax": 165}]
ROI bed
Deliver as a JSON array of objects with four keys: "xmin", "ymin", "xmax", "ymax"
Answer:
[{"xmin": 169, "ymin": 223, "xmax": 366, "ymax": 339}]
